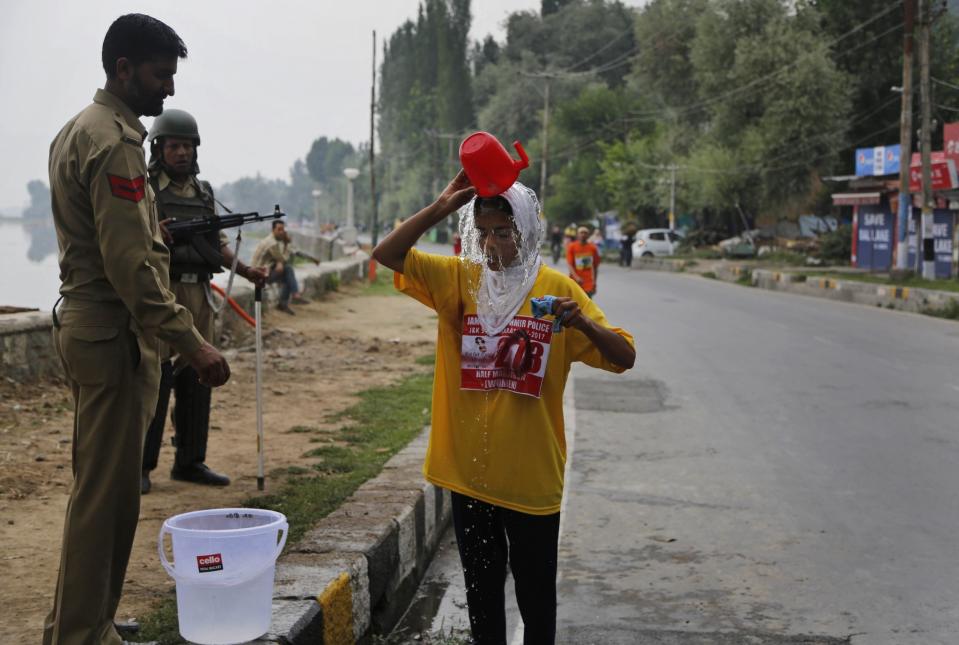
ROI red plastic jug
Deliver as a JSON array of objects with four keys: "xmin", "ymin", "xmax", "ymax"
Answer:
[{"xmin": 459, "ymin": 132, "xmax": 530, "ymax": 197}]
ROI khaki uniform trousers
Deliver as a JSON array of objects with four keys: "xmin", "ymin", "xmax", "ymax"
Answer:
[{"xmin": 43, "ymin": 299, "xmax": 160, "ymax": 645}]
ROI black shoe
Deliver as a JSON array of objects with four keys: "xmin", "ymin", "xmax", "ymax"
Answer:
[
  {"xmin": 115, "ymin": 619, "xmax": 140, "ymax": 636},
  {"xmin": 171, "ymin": 463, "xmax": 230, "ymax": 486},
  {"xmin": 277, "ymin": 303, "xmax": 296, "ymax": 315},
  {"xmin": 140, "ymin": 472, "xmax": 151, "ymax": 495}
]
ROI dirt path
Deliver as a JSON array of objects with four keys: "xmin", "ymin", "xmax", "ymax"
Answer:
[{"xmin": 0, "ymin": 282, "xmax": 436, "ymax": 643}]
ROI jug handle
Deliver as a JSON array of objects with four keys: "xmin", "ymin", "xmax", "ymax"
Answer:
[
  {"xmin": 513, "ymin": 141, "xmax": 530, "ymax": 170},
  {"xmin": 158, "ymin": 525, "xmax": 176, "ymax": 579}
]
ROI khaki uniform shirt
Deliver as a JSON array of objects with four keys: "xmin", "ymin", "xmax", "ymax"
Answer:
[
  {"xmin": 48, "ymin": 89, "xmax": 204, "ymax": 356},
  {"xmin": 251, "ymin": 234, "xmax": 290, "ymax": 269}
]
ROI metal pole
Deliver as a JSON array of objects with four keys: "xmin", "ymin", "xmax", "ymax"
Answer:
[
  {"xmin": 254, "ymin": 285, "xmax": 265, "ymax": 491},
  {"xmin": 897, "ymin": 0, "xmax": 915, "ymax": 270},
  {"xmin": 918, "ymin": 0, "xmax": 936, "ymax": 279},
  {"xmin": 539, "ymin": 79, "xmax": 550, "ymax": 207},
  {"xmin": 669, "ymin": 165, "xmax": 676, "ymax": 231},
  {"xmin": 346, "ymin": 177, "xmax": 355, "ymax": 229},
  {"xmin": 370, "ymin": 30, "xmax": 379, "ymax": 248}
]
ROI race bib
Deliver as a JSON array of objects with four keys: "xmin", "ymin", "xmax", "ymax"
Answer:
[{"xmin": 460, "ymin": 314, "xmax": 553, "ymax": 398}]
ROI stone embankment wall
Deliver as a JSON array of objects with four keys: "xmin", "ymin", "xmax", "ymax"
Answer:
[{"xmin": 0, "ymin": 250, "xmax": 367, "ymax": 383}]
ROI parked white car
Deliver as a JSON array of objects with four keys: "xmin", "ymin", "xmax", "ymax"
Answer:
[{"xmin": 632, "ymin": 228, "xmax": 684, "ymax": 257}]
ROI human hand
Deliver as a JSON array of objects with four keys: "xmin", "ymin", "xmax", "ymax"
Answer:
[
  {"xmin": 188, "ymin": 342, "xmax": 231, "ymax": 387},
  {"xmin": 159, "ymin": 218, "xmax": 173, "ymax": 245},
  {"xmin": 243, "ymin": 266, "xmax": 268, "ymax": 288},
  {"xmin": 436, "ymin": 169, "xmax": 475, "ymax": 214},
  {"xmin": 551, "ymin": 296, "xmax": 592, "ymax": 333}
]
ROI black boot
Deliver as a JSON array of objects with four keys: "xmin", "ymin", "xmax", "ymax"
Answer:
[
  {"xmin": 170, "ymin": 463, "xmax": 230, "ymax": 486},
  {"xmin": 169, "ymin": 366, "xmax": 229, "ymax": 485}
]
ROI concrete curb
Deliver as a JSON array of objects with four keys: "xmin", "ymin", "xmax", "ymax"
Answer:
[
  {"xmin": 0, "ymin": 255, "xmax": 370, "ymax": 382},
  {"xmin": 632, "ymin": 258, "xmax": 959, "ymax": 316},
  {"xmin": 254, "ymin": 429, "xmax": 451, "ymax": 644}
]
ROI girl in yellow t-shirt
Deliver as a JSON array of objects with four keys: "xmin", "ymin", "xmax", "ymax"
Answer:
[{"xmin": 372, "ymin": 170, "xmax": 635, "ymax": 644}]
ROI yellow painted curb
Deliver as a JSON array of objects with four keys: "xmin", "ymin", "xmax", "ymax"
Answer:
[{"xmin": 319, "ymin": 572, "xmax": 354, "ymax": 644}]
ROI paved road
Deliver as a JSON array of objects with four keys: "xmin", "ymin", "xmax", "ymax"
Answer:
[
  {"xmin": 395, "ymin": 261, "xmax": 959, "ymax": 644},
  {"xmin": 560, "ymin": 265, "xmax": 959, "ymax": 644}
]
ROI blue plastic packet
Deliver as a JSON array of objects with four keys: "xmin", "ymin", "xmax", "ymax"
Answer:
[{"xmin": 530, "ymin": 295, "xmax": 565, "ymax": 332}]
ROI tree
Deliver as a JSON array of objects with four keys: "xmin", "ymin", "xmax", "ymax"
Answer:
[{"xmin": 22, "ymin": 180, "xmax": 51, "ymax": 222}]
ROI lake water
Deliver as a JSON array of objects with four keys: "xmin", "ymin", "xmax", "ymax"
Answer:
[
  {"xmin": 0, "ymin": 220, "xmax": 61, "ymax": 311},
  {"xmin": 0, "ymin": 219, "xmax": 270, "ymax": 311}
]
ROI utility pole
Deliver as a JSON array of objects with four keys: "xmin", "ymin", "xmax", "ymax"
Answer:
[
  {"xmin": 918, "ymin": 0, "xmax": 936, "ymax": 279},
  {"xmin": 897, "ymin": 0, "xmax": 915, "ymax": 270},
  {"xmin": 370, "ymin": 30, "xmax": 379, "ymax": 248},
  {"xmin": 540, "ymin": 79, "xmax": 551, "ymax": 208},
  {"xmin": 668, "ymin": 165, "xmax": 676, "ymax": 231}
]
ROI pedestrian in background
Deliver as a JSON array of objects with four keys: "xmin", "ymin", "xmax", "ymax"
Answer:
[
  {"xmin": 567, "ymin": 225, "xmax": 601, "ymax": 297},
  {"xmin": 45, "ymin": 14, "xmax": 230, "ymax": 644},
  {"xmin": 252, "ymin": 219, "xmax": 317, "ymax": 314},
  {"xmin": 373, "ymin": 170, "xmax": 635, "ymax": 644}
]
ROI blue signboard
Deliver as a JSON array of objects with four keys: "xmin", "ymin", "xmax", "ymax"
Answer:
[
  {"xmin": 856, "ymin": 204, "xmax": 894, "ymax": 271},
  {"xmin": 907, "ymin": 209, "xmax": 955, "ymax": 278},
  {"xmin": 855, "ymin": 144, "xmax": 901, "ymax": 177}
]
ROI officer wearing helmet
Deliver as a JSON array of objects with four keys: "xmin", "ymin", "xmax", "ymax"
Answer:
[{"xmin": 141, "ymin": 108, "xmax": 267, "ymax": 493}]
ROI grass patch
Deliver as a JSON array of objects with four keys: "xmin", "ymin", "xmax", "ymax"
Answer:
[
  {"xmin": 803, "ymin": 271, "xmax": 959, "ymax": 294},
  {"xmin": 364, "ymin": 265, "xmax": 401, "ymax": 296},
  {"xmin": 286, "ymin": 424, "xmax": 319, "ymax": 433},
  {"xmin": 415, "ymin": 352, "xmax": 436, "ymax": 366},
  {"xmin": 256, "ymin": 371, "xmax": 433, "ymax": 543},
  {"xmin": 134, "ymin": 371, "xmax": 434, "ymax": 644},
  {"xmin": 757, "ymin": 250, "xmax": 807, "ymax": 266},
  {"xmin": 922, "ymin": 299, "xmax": 959, "ymax": 320},
  {"xmin": 735, "ymin": 268, "xmax": 753, "ymax": 286},
  {"xmin": 135, "ymin": 595, "xmax": 180, "ymax": 645},
  {"xmin": 702, "ymin": 271, "xmax": 717, "ymax": 280}
]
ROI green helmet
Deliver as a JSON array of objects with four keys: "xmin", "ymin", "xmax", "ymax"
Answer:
[{"xmin": 148, "ymin": 108, "xmax": 200, "ymax": 145}]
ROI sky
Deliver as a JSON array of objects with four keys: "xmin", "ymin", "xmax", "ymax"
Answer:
[{"xmin": 0, "ymin": 0, "xmax": 546, "ymax": 212}]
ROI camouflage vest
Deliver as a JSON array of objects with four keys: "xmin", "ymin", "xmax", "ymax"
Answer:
[{"xmin": 151, "ymin": 175, "xmax": 223, "ymax": 277}]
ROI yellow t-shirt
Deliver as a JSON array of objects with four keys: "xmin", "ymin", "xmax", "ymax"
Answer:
[{"xmin": 396, "ymin": 248, "xmax": 634, "ymax": 515}]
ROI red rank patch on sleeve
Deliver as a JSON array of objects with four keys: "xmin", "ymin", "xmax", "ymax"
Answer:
[{"xmin": 107, "ymin": 174, "xmax": 146, "ymax": 203}]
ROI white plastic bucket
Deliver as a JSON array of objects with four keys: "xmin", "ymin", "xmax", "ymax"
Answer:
[{"xmin": 158, "ymin": 508, "xmax": 288, "ymax": 645}]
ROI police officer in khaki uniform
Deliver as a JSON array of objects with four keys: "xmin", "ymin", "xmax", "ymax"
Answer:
[
  {"xmin": 45, "ymin": 14, "xmax": 230, "ymax": 645},
  {"xmin": 140, "ymin": 108, "xmax": 266, "ymax": 492}
]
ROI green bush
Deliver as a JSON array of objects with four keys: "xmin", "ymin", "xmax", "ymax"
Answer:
[{"xmin": 818, "ymin": 225, "xmax": 852, "ymax": 263}]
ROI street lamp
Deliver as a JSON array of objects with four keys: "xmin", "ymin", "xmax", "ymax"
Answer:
[
  {"xmin": 342, "ymin": 168, "xmax": 360, "ymax": 245},
  {"xmin": 311, "ymin": 188, "xmax": 322, "ymax": 233}
]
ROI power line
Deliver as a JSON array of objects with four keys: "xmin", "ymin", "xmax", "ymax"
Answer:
[{"xmin": 932, "ymin": 76, "xmax": 959, "ymax": 91}]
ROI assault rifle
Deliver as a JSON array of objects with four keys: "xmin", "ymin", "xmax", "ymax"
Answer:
[{"xmin": 164, "ymin": 204, "xmax": 286, "ymax": 241}]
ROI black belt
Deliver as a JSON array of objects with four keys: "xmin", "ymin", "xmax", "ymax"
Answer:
[{"xmin": 171, "ymin": 272, "xmax": 211, "ymax": 283}]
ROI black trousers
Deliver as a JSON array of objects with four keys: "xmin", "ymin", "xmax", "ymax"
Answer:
[
  {"xmin": 142, "ymin": 360, "xmax": 212, "ymax": 471},
  {"xmin": 451, "ymin": 492, "xmax": 560, "ymax": 645}
]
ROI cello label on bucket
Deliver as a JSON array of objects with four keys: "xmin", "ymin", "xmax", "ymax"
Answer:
[{"xmin": 196, "ymin": 553, "xmax": 224, "ymax": 573}]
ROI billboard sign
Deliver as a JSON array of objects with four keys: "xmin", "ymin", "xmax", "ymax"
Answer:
[
  {"xmin": 907, "ymin": 209, "xmax": 955, "ymax": 278},
  {"xmin": 855, "ymin": 205, "xmax": 894, "ymax": 271},
  {"xmin": 944, "ymin": 123, "xmax": 959, "ymax": 164},
  {"xmin": 855, "ymin": 144, "xmax": 901, "ymax": 176},
  {"xmin": 908, "ymin": 155, "xmax": 959, "ymax": 192}
]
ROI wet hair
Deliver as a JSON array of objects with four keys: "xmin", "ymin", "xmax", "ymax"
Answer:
[
  {"xmin": 474, "ymin": 196, "xmax": 513, "ymax": 218},
  {"xmin": 102, "ymin": 14, "xmax": 187, "ymax": 78}
]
